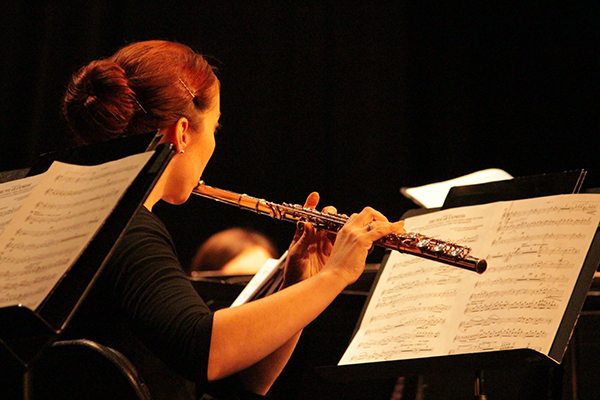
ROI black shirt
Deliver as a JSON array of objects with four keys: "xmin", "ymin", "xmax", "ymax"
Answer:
[{"xmin": 68, "ymin": 207, "xmax": 214, "ymax": 399}]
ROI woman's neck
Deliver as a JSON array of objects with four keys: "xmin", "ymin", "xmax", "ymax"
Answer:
[
  {"xmin": 143, "ymin": 174, "xmax": 167, "ymax": 211},
  {"xmin": 143, "ymin": 192, "xmax": 159, "ymax": 212}
]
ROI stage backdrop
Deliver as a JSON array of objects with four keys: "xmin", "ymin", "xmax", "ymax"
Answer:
[{"xmin": 2, "ymin": 2, "xmax": 599, "ymax": 264}]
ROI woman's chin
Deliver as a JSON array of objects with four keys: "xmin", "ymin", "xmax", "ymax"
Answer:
[{"xmin": 164, "ymin": 193, "xmax": 191, "ymax": 205}]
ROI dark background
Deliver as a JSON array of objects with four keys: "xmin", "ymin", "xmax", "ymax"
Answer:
[{"xmin": 2, "ymin": 2, "xmax": 599, "ymax": 266}]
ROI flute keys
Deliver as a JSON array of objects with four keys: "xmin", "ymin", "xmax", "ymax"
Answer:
[
  {"xmin": 432, "ymin": 243, "xmax": 445, "ymax": 253},
  {"xmin": 450, "ymin": 247, "xmax": 466, "ymax": 258},
  {"xmin": 416, "ymin": 239, "xmax": 431, "ymax": 249}
]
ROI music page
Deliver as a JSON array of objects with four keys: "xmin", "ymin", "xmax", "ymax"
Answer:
[
  {"xmin": 230, "ymin": 251, "xmax": 288, "ymax": 307},
  {"xmin": 339, "ymin": 194, "xmax": 600, "ymax": 365},
  {"xmin": 0, "ymin": 152, "xmax": 153, "ymax": 310}
]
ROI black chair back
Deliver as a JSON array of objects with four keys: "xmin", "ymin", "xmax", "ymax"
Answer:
[{"xmin": 32, "ymin": 339, "xmax": 151, "ymax": 399}]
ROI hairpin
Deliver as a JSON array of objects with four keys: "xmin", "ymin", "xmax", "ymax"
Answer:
[
  {"xmin": 178, "ymin": 78, "xmax": 196, "ymax": 99},
  {"xmin": 133, "ymin": 97, "xmax": 147, "ymax": 114}
]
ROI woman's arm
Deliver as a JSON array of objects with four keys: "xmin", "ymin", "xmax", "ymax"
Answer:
[
  {"xmin": 207, "ymin": 205, "xmax": 404, "ymax": 393},
  {"xmin": 209, "ymin": 267, "xmax": 346, "ymax": 386}
]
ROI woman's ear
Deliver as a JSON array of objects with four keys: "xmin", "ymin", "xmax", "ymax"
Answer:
[
  {"xmin": 160, "ymin": 117, "xmax": 190, "ymax": 153},
  {"xmin": 175, "ymin": 117, "xmax": 191, "ymax": 154}
]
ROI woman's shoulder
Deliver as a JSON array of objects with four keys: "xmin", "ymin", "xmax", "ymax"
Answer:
[
  {"xmin": 124, "ymin": 206, "xmax": 173, "ymax": 242},
  {"xmin": 111, "ymin": 206, "xmax": 179, "ymax": 268},
  {"xmin": 132, "ymin": 206, "xmax": 167, "ymax": 229}
]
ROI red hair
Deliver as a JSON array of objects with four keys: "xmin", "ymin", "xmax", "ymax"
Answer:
[{"xmin": 63, "ymin": 40, "xmax": 219, "ymax": 144}]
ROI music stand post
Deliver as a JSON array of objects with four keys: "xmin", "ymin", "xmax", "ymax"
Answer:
[{"xmin": 0, "ymin": 139, "xmax": 173, "ymax": 399}]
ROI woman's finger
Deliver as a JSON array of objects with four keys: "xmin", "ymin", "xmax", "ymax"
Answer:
[
  {"xmin": 345, "ymin": 207, "xmax": 389, "ymax": 230},
  {"xmin": 364, "ymin": 220, "xmax": 405, "ymax": 237},
  {"xmin": 321, "ymin": 205, "xmax": 338, "ymax": 215},
  {"xmin": 303, "ymin": 192, "xmax": 320, "ymax": 209}
]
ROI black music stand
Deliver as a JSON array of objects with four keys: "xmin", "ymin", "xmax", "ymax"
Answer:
[
  {"xmin": 313, "ymin": 169, "xmax": 600, "ymax": 400},
  {"xmin": 441, "ymin": 169, "xmax": 587, "ymax": 209},
  {"xmin": 190, "ymin": 276, "xmax": 248, "ymax": 311},
  {"xmin": 0, "ymin": 135, "xmax": 173, "ymax": 399}
]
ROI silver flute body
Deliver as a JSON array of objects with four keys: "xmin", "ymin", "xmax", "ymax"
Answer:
[{"xmin": 192, "ymin": 181, "xmax": 487, "ymax": 274}]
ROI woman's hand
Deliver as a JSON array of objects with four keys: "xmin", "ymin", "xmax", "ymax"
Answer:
[
  {"xmin": 325, "ymin": 207, "xmax": 404, "ymax": 286},
  {"xmin": 282, "ymin": 192, "xmax": 336, "ymax": 287},
  {"xmin": 282, "ymin": 192, "xmax": 404, "ymax": 288}
]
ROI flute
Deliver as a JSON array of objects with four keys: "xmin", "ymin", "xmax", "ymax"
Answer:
[{"xmin": 192, "ymin": 181, "xmax": 487, "ymax": 274}]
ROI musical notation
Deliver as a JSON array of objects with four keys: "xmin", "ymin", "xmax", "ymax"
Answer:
[
  {"xmin": 0, "ymin": 174, "xmax": 42, "ymax": 235},
  {"xmin": 452, "ymin": 327, "xmax": 548, "ymax": 342},
  {"xmin": 492, "ymin": 232, "xmax": 586, "ymax": 246},
  {"xmin": 473, "ymin": 274, "xmax": 569, "ymax": 288},
  {"xmin": 368, "ymin": 313, "xmax": 446, "ymax": 327},
  {"xmin": 381, "ymin": 274, "xmax": 463, "ymax": 293},
  {"xmin": 467, "ymin": 287, "xmax": 564, "ymax": 300},
  {"xmin": 499, "ymin": 203, "xmax": 598, "ymax": 219},
  {"xmin": 457, "ymin": 315, "xmax": 552, "ymax": 330},
  {"xmin": 464, "ymin": 298, "xmax": 559, "ymax": 313}
]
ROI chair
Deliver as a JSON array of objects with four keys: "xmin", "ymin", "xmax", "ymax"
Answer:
[{"xmin": 32, "ymin": 339, "xmax": 151, "ymax": 399}]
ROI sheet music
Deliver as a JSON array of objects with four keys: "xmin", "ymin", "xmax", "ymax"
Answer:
[
  {"xmin": 339, "ymin": 193, "xmax": 600, "ymax": 365},
  {"xmin": 230, "ymin": 251, "xmax": 288, "ymax": 307},
  {"xmin": 0, "ymin": 152, "xmax": 153, "ymax": 310}
]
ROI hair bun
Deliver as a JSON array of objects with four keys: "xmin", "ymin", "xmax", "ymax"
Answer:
[{"xmin": 63, "ymin": 59, "xmax": 138, "ymax": 143}]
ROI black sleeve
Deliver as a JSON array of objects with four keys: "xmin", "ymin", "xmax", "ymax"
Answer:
[{"xmin": 106, "ymin": 208, "xmax": 214, "ymax": 384}]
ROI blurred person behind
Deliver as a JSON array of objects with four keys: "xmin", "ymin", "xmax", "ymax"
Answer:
[{"xmin": 190, "ymin": 227, "xmax": 279, "ymax": 277}]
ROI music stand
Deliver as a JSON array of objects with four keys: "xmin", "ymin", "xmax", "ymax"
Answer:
[
  {"xmin": 0, "ymin": 135, "xmax": 173, "ymax": 399},
  {"xmin": 314, "ymin": 169, "xmax": 599, "ymax": 400}
]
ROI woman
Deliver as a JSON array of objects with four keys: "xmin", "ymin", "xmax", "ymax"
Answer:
[{"xmin": 62, "ymin": 40, "xmax": 404, "ymax": 399}]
